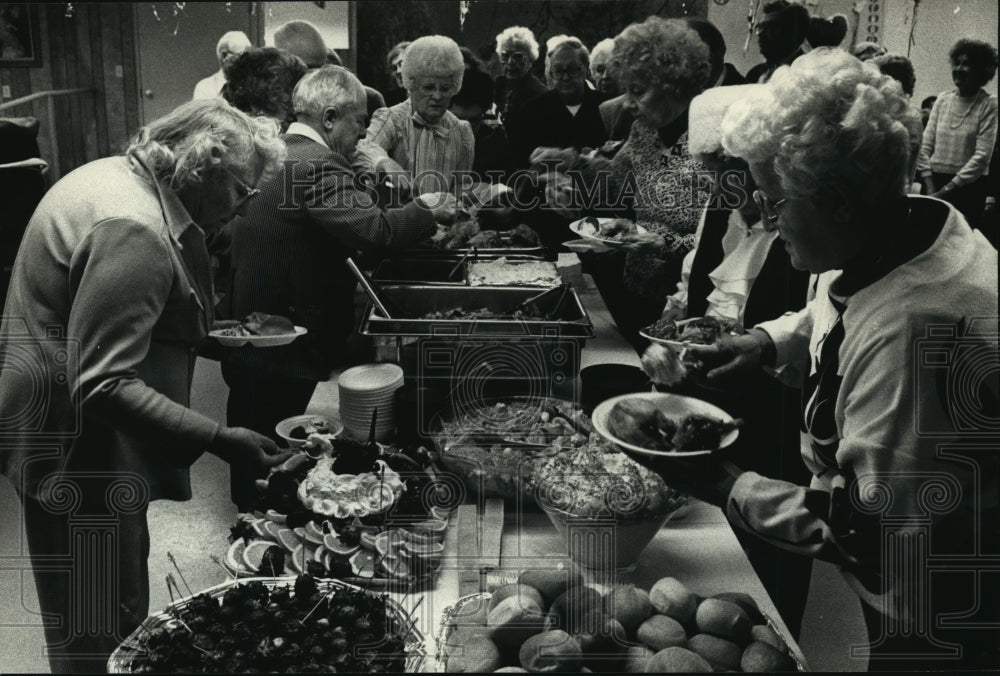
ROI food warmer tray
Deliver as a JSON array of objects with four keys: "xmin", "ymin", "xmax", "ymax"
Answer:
[
  {"xmin": 372, "ymin": 258, "xmax": 469, "ymax": 286},
  {"xmin": 359, "ymin": 285, "xmax": 595, "ymax": 338}
]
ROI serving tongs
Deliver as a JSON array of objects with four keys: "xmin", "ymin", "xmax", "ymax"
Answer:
[
  {"xmin": 346, "ymin": 257, "xmax": 394, "ymax": 319},
  {"xmin": 447, "ymin": 247, "xmax": 477, "ymax": 281},
  {"xmin": 508, "ymin": 282, "xmax": 571, "ymax": 318}
]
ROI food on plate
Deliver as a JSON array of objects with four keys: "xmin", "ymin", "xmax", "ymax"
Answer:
[
  {"xmin": 215, "ymin": 312, "xmax": 295, "ymax": 338},
  {"xmin": 288, "ymin": 417, "xmax": 334, "ymax": 440},
  {"xmin": 606, "ymin": 398, "xmax": 677, "ymax": 451},
  {"xmin": 467, "ymin": 258, "xmax": 560, "ymax": 287},
  {"xmin": 643, "ymin": 315, "xmax": 735, "ymax": 344},
  {"xmin": 121, "ymin": 575, "xmax": 413, "ymax": 673},
  {"xmin": 439, "ymin": 573, "xmax": 798, "ymax": 673},
  {"xmin": 528, "ymin": 435, "xmax": 686, "ymax": 518},
  {"xmin": 227, "ymin": 439, "xmax": 449, "ymax": 586},
  {"xmin": 422, "ymin": 215, "xmax": 541, "ymax": 250},
  {"xmin": 510, "ymin": 223, "xmax": 540, "ymax": 246},
  {"xmin": 578, "ymin": 216, "xmax": 638, "ymax": 241},
  {"xmin": 606, "ymin": 399, "xmax": 742, "ymax": 453},
  {"xmin": 641, "ymin": 343, "xmax": 709, "ymax": 387}
]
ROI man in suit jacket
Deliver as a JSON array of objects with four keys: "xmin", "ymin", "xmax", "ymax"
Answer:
[
  {"xmin": 505, "ymin": 38, "xmax": 608, "ymax": 170},
  {"xmin": 222, "ymin": 66, "xmax": 458, "ymax": 508}
]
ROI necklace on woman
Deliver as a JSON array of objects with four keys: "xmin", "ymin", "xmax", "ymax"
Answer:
[{"xmin": 948, "ymin": 89, "xmax": 983, "ymax": 129}]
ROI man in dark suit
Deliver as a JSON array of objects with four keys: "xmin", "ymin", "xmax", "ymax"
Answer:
[
  {"xmin": 745, "ymin": 0, "xmax": 809, "ymax": 84},
  {"xmin": 222, "ymin": 65, "xmax": 458, "ymax": 508},
  {"xmin": 505, "ymin": 38, "xmax": 608, "ymax": 170}
]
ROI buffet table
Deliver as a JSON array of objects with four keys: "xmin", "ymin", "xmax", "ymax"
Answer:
[{"xmin": 392, "ymin": 254, "xmax": 807, "ymax": 670}]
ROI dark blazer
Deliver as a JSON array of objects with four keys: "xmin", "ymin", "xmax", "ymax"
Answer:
[
  {"xmin": 599, "ymin": 94, "xmax": 632, "ymax": 142},
  {"xmin": 685, "ymin": 206, "xmax": 811, "ymax": 483},
  {"xmin": 506, "ymin": 88, "xmax": 609, "ymax": 169},
  {"xmin": 224, "ymin": 133, "xmax": 436, "ymax": 380},
  {"xmin": 495, "ymin": 73, "xmax": 547, "ymax": 122}
]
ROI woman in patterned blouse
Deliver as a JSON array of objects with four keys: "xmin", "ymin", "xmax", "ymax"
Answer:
[
  {"xmin": 358, "ymin": 35, "xmax": 474, "ymax": 197},
  {"xmin": 540, "ymin": 17, "xmax": 714, "ymax": 348}
]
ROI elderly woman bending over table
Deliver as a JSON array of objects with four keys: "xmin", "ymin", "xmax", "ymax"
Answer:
[
  {"xmin": 357, "ymin": 35, "xmax": 474, "ymax": 197},
  {"xmin": 637, "ymin": 49, "xmax": 999, "ymax": 671}
]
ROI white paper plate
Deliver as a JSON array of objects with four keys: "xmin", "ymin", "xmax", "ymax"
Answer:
[
  {"xmin": 339, "ymin": 363, "xmax": 405, "ymax": 392},
  {"xmin": 209, "ymin": 326, "xmax": 307, "ymax": 347},
  {"xmin": 568, "ymin": 217, "xmax": 648, "ymax": 248},
  {"xmin": 592, "ymin": 392, "xmax": 739, "ymax": 457}
]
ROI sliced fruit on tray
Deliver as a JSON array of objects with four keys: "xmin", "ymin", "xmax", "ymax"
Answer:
[
  {"xmin": 264, "ymin": 509, "xmax": 287, "ymax": 524},
  {"xmin": 262, "ymin": 520, "xmax": 283, "ymax": 541},
  {"xmin": 404, "ymin": 519, "xmax": 448, "ymax": 536},
  {"xmin": 403, "ymin": 540, "xmax": 446, "ymax": 559},
  {"xmin": 225, "ymin": 540, "xmax": 254, "ymax": 575},
  {"xmin": 242, "ymin": 540, "xmax": 280, "ymax": 572},
  {"xmin": 249, "ymin": 518, "xmax": 270, "ymax": 539},
  {"xmin": 380, "ymin": 553, "xmax": 411, "ymax": 579},
  {"xmin": 430, "ymin": 506, "xmax": 452, "ymax": 522},
  {"xmin": 360, "ymin": 531, "xmax": 379, "ymax": 551},
  {"xmin": 324, "ymin": 532, "xmax": 361, "ymax": 557},
  {"xmin": 350, "ymin": 550, "xmax": 378, "ymax": 578},
  {"xmin": 278, "ymin": 528, "xmax": 303, "ymax": 551},
  {"xmin": 375, "ymin": 529, "xmax": 407, "ymax": 558}
]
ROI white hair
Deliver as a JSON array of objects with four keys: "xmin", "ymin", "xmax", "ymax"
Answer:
[
  {"xmin": 292, "ymin": 65, "xmax": 366, "ymax": 120},
  {"xmin": 545, "ymin": 36, "xmax": 589, "ymax": 72},
  {"xmin": 216, "ymin": 31, "xmax": 251, "ymax": 60},
  {"xmin": 721, "ymin": 48, "xmax": 920, "ymax": 209},
  {"xmin": 401, "ymin": 35, "xmax": 464, "ymax": 93},
  {"xmin": 495, "ymin": 26, "xmax": 540, "ymax": 61},
  {"xmin": 126, "ymin": 98, "xmax": 284, "ymax": 192},
  {"xmin": 591, "ymin": 38, "xmax": 615, "ymax": 63}
]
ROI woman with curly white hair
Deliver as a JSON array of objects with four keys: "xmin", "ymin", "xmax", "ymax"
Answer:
[
  {"xmin": 494, "ymin": 25, "xmax": 547, "ymax": 121},
  {"xmin": 0, "ymin": 98, "xmax": 293, "ymax": 672},
  {"xmin": 539, "ymin": 17, "xmax": 714, "ymax": 350},
  {"xmin": 636, "ymin": 48, "xmax": 998, "ymax": 670},
  {"xmin": 362, "ymin": 34, "xmax": 474, "ymax": 196}
]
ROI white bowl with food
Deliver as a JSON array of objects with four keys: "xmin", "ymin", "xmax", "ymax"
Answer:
[
  {"xmin": 274, "ymin": 414, "xmax": 342, "ymax": 448},
  {"xmin": 592, "ymin": 392, "xmax": 741, "ymax": 457}
]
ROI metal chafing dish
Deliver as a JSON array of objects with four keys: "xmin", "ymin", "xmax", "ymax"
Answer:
[
  {"xmin": 372, "ymin": 256, "xmax": 561, "ymax": 287},
  {"xmin": 359, "ymin": 285, "xmax": 594, "ymax": 338}
]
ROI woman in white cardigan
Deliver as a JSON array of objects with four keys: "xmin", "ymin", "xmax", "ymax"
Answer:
[{"xmin": 638, "ymin": 49, "xmax": 998, "ymax": 671}]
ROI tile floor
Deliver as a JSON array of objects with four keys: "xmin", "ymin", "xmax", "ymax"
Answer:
[{"xmin": 0, "ymin": 358, "xmax": 870, "ymax": 672}]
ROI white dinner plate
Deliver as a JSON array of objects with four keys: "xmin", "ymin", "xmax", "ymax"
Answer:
[
  {"xmin": 592, "ymin": 392, "xmax": 739, "ymax": 457},
  {"xmin": 640, "ymin": 317, "xmax": 740, "ymax": 351},
  {"xmin": 209, "ymin": 326, "xmax": 307, "ymax": 348},
  {"xmin": 568, "ymin": 216, "xmax": 648, "ymax": 247}
]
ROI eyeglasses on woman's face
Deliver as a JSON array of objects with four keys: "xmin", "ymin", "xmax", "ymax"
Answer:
[
  {"xmin": 226, "ymin": 166, "xmax": 261, "ymax": 203},
  {"xmin": 753, "ymin": 189, "xmax": 787, "ymax": 224},
  {"xmin": 499, "ymin": 50, "xmax": 527, "ymax": 64}
]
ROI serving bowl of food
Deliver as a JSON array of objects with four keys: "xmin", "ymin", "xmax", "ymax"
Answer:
[
  {"xmin": 526, "ymin": 435, "xmax": 688, "ymax": 572},
  {"xmin": 430, "ymin": 397, "xmax": 592, "ymax": 502},
  {"xmin": 592, "ymin": 392, "xmax": 741, "ymax": 458}
]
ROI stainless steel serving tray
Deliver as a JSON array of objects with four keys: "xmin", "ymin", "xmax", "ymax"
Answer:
[
  {"xmin": 372, "ymin": 259, "xmax": 468, "ymax": 286},
  {"xmin": 360, "ymin": 285, "xmax": 595, "ymax": 338}
]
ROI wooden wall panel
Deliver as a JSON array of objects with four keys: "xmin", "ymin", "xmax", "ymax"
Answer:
[{"xmin": 0, "ymin": 3, "xmax": 139, "ymax": 181}]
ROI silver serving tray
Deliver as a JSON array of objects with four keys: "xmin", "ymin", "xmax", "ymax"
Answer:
[{"xmin": 360, "ymin": 285, "xmax": 595, "ymax": 338}]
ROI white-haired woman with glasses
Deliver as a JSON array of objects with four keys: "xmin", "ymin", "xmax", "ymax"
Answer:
[
  {"xmin": 494, "ymin": 25, "xmax": 547, "ymax": 122},
  {"xmin": 0, "ymin": 99, "xmax": 293, "ymax": 672},
  {"xmin": 630, "ymin": 49, "xmax": 998, "ymax": 670},
  {"xmin": 360, "ymin": 35, "xmax": 474, "ymax": 196}
]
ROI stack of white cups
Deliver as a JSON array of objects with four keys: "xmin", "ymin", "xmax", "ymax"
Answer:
[{"xmin": 338, "ymin": 363, "xmax": 404, "ymax": 442}]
